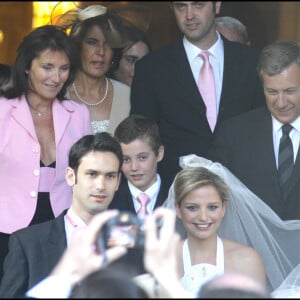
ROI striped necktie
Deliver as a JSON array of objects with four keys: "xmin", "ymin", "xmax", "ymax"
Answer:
[{"xmin": 278, "ymin": 124, "xmax": 294, "ymax": 198}]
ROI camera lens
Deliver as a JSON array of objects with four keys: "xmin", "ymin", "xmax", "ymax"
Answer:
[{"xmin": 98, "ymin": 212, "xmax": 145, "ymax": 250}]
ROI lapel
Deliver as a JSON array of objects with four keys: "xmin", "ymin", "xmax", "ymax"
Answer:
[
  {"xmin": 256, "ymin": 109, "xmax": 282, "ymax": 197},
  {"xmin": 218, "ymin": 39, "xmax": 238, "ymax": 121},
  {"xmin": 124, "ymin": 182, "xmax": 136, "ymax": 212},
  {"xmin": 154, "ymin": 180, "xmax": 169, "ymax": 209},
  {"xmin": 287, "ymin": 136, "xmax": 300, "ymax": 196},
  {"xmin": 112, "ymin": 182, "xmax": 136, "ymax": 213},
  {"xmin": 167, "ymin": 41, "xmax": 206, "ymax": 114},
  {"xmin": 46, "ymin": 211, "xmax": 67, "ymax": 269},
  {"xmin": 11, "ymin": 96, "xmax": 38, "ymax": 141},
  {"xmin": 10, "ymin": 97, "xmax": 73, "ymax": 147},
  {"xmin": 52, "ymin": 99, "xmax": 73, "ymax": 146}
]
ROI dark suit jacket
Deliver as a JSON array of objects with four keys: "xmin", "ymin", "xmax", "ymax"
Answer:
[
  {"xmin": 130, "ymin": 37, "xmax": 265, "ymax": 188},
  {"xmin": 0, "ymin": 211, "xmax": 67, "ymax": 298},
  {"xmin": 208, "ymin": 106, "xmax": 300, "ymax": 220},
  {"xmin": 0, "ymin": 209, "xmax": 146, "ymax": 298},
  {"xmin": 109, "ymin": 179, "xmax": 169, "ymax": 213}
]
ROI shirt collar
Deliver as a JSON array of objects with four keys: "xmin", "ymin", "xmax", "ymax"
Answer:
[
  {"xmin": 272, "ymin": 115, "xmax": 300, "ymax": 133},
  {"xmin": 65, "ymin": 207, "xmax": 87, "ymax": 228},
  {"xmin": 183, "ymin": 31, "xmax": 224, "ymax": 63},
  {"xmin": 128, "ymin": 174, "xmax": 161, "ymax": 200}
]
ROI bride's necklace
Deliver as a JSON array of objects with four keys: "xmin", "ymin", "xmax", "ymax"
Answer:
[{"xmin": 72, "ymin": 77, "xmax": 109, "ymax": 107}]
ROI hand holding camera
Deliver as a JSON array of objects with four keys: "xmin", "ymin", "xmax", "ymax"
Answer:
[
  {"xmin": 97, "ymin": 211, "xmax": 163, "ymax": 250},
  {"xmin": 50, "ymin": 210, "xmax": 128, "ymax": 286}
]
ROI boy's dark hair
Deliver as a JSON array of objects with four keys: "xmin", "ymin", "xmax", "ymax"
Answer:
[
  {"xmin": 68, "ymin": 132, "xmax": 123, "ymax": 175},
  {"xmin": 114, "ymin": 114, "xmax": 162, "ymax": 155}
]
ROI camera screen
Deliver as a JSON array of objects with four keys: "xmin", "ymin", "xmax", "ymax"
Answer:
[{"xmin": 106, "ymin": 224, "xmax": 140, "ymax": 248}]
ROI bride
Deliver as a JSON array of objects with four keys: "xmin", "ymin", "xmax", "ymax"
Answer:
[
  {"xmin": 163, "ymin": 154, "xmax": 300, "ymax": 296},
  {"xmin": 166, "ymin": 161, "xmax": 266, "ymax": 296}
]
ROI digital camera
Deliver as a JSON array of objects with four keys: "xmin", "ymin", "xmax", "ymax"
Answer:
[{"xmin": 97, "ymin": 211, "xmax": 163, "ymax": 250}]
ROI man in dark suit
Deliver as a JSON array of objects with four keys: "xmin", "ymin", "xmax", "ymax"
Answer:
[
  {"xmin": 109, "ymin": 115, "xmax": 168, "ymax": 214},
  {"xmin": 208, "ymin": 40, "xmax": 300, "ymax": 220},
  {"xmin": 0, "ymin": 133, "xmax": 125, "ymax": 298},
  {"xmin": 130, "ymin": 1, "xmax": 265, "ymax": 189}
]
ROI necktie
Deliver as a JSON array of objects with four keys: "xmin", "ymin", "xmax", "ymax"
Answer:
[
  {"xmin": 137, "ymin": 193, "xmax": 150, "ymax": 217},
  {"xmin": 278, "ymin": 124, "xmax": 294, "ymax": 198},
  {"xmin": 198, "ymin": 51, "xmax": 217, "ymax": 132}
]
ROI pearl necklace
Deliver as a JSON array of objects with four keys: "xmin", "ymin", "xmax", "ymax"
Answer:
[{"xmin": 72, "ymin": 77, "xmax": 109, "ymax": 107}]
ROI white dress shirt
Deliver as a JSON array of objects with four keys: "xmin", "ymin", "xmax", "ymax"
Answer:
[
  {"xmin": 272, "ymin": 116, "xmax": 300, "ymax": 167},
  {"xmin": 127, "ymin": 174, "xmax": 161, "ymax": 214},
  {"xmin": 183, "ymin": 31, "xmax": 224, "ymax": 114}
]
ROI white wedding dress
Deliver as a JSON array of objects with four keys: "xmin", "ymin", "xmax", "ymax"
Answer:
[
  {"xmin": 164, "ymin": 154, "xmax": 300, "ymax": 296},
  {"xmin": 180, "ymin": 236, "xmax": 224, "ymax": 296}
]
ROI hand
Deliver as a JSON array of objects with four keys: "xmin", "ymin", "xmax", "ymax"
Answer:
[
  {"xmin": 51, "ymin": 210, "xmax": 127, "ymax": 286},
  {"xmin": 143, "ymin": 207, "xmax": 192, "ymax": 298}
]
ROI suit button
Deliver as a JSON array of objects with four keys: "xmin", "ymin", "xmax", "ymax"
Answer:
[
  {"xmin": 33, "ymin": 170, "xmax": 39, "ymax": 176},
  {"xmin": 30, "ymin": 191, "xmax": 37, "ymax": 197}
]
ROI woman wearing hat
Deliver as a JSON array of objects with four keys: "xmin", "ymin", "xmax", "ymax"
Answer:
[{"xmin": 63, "ymin": 5, "xmax": 131, "ymax": 135}]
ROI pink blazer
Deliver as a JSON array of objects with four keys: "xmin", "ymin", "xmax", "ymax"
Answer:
[{"xmin": 0, "ymin": 96, "xmax": 92, "ymax": 233}]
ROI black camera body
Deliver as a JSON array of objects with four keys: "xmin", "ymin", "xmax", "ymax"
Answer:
[
  {"xmin": 97, "ymin": 211, "xmax": 163, "ymax": 251},
  {"xmin": 98, "ymin": 212, "xmax": 145, "ymax": 251}
]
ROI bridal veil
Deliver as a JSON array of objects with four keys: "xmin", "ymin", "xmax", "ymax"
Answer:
[{"xmin": 163, "ymin": 154, "xmax": 300, "ymax": 294}]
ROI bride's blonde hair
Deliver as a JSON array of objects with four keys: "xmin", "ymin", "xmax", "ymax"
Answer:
[{"xmin": 173, "ymin": 167, "xmax": 229, "ymax": 206}]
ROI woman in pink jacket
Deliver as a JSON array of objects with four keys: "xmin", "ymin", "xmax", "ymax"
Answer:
[{"xmin": 0, "ymin": 25, "xmax": 92, "ymax": 278}]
